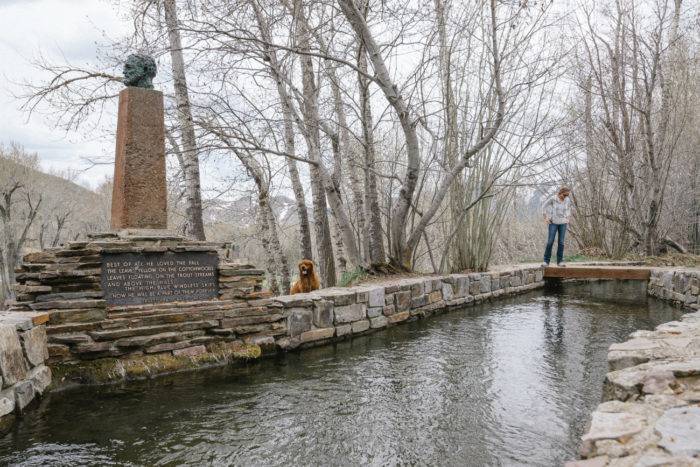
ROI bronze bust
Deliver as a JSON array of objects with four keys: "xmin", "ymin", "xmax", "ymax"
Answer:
[{"xmin": 123, "ymin": 54, "xmax": 157, "ymax": 89}]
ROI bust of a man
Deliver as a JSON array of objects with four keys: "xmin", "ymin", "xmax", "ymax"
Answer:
[{"xmin": 123, "ymin": 54, "xmax": 157, "ymax": 89}]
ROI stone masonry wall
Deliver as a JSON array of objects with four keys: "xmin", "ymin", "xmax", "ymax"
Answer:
[
  {"xmin": 8, "ymin": 235, "xmax": 271, "ymax": 377},
  {"xmin": 647, "ymin": 268, "xmax": 700, "ymax": 311},
  {"xmin": 569, "ymin": 267, "xmax": 700, "ymax": 466},
  {"xmin": 269, "ymin": 267, "xmax": 544, "ymax": 351},
  {"xmin": 0, "ymin": 311, "xmax": 51, "ymax": 434},
  {"xmin": 573, "ymin": 310, "xmax": 700, "ymax": 465},
  {"xmin": 9, "ymin": 239, "xmax": 544, "ymax": 386}
]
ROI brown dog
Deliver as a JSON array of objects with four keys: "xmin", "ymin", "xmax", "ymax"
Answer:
[{"xmin": 290, "ymin": 259, "xmax": 320, "ymax": 294}]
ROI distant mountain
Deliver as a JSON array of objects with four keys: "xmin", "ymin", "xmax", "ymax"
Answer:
[{"xmin": 203, "ymin": 194, "xmax": 300, "ymax": 228}]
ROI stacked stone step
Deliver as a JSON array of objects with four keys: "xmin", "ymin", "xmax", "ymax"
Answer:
[
  {"xmin": 10, "ymin": 246, "xmax": 103, "ymax": 310},
  {"xmin": 272, "ymin": 267, "xmax": 544, "ymax": 351},
  {"xmin": 218, "ymin": 263, "xmax": 266, "ymax": 300},
  {"xmin": 0, "ymin": 311, "xmax": 51, "ymax": 433},
  {"xmin": 46, "ymin": 296, "xmax": 281, "ymax": 362},
  {"xmin": 10, "ymin": 237, "xmax": 276, "ymax": 364}
]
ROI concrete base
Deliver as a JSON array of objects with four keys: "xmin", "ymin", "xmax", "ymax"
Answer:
[{"xmin": 88, "ymin": 229, "xmax": 184, "ymax": 241}]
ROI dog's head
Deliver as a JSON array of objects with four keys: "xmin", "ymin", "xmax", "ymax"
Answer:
[{"xmin": 298, "ymin": 259, "xmax": 315, "ymax": 278}]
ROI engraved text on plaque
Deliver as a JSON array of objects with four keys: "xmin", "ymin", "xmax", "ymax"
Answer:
[{"xmin": 101, "ymin": 251, "xmax": 219, "ymax": 306}]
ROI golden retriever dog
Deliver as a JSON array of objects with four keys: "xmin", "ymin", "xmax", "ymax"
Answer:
[{"xmin": 290, "ymin": 259, "xmax": 320, "ymax": 294}]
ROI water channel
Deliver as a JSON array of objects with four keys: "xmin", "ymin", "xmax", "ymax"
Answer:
[{"xmin": 0, "ymin": 281, "xmax": 681, "ymax": 466}]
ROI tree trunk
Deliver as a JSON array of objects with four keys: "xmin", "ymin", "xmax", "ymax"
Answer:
[
  {"xmin": 356, "ymin": 31, "xmax": 385, "ymax": 266},
  {"xmin": 294, "ymin": 3, "xmax": 336, "ymax": 286},
  {"xmin": 285, "ymin": 138, "xmax": 313, "ymax": 261},
  {"xmin": 226, "ymin": 143, "xmax": 291, "ymax": 295},
  {"xmin": 263, "ymin": 196, "xmax": 291, "ymax": 294},
  {"xmin": 0, "ymin": 184, "xmax": 41, "ymax": 303},
  {"xmin": 337, "ymin": 0, "xmax": 422, "ymax": 269},
  {"xmin": 331, "ymin": 216, "xmax": 347, "ymax": 277},
  {"xmin": 257, "ymin": 194, "xmax": 280, "ymax": 295},
  {"xmin": 250, "ymin": 1, "xmax": 313, "ymax": 261},
  {"xmin": 338, "ymin": 0, "xmax": 504, "ymax": 269},
  {"xmin": 163, "ymin": 0, "xmax": 206, "ymax": 240},
  {"xmin": 434, "ymin": 0, "xmax": 468, "ymax": 271}
]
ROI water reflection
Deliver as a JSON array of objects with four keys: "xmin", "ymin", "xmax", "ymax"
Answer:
[{"xmin": 0, "ymin": 281, "xmax": 681, "ymax": 466}]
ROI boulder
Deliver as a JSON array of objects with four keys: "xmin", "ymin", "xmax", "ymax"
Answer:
[
  {"xmin": 28, "ymin": 365, "xmax": 51, "ymax": 395},
  {"xmin": 335, "ymin": 324, "xmax": 352, "ymax": 337},
  {"xmin": 655, "ymin": 407, "xmax": 700, "ymax": 457},
  {"xmin": 442, "ymin": 283, "xmax": 453, "ymax": 301},
  {"xmin": 0, "ymin": 389, "xmax": 15, "ymax": 417},
  {"xmin": 351, "ymin": 320, "xmax": 370, "ymax": 333},
  {"xmin": 300, "ymin": 328, "xmax": 334, "ymax": 343},
  {"xmin": 0, "ymin": 325, "xmax": 29, "ymax": 387},
  {"xmin": 20, "ymin": 326, "xmax": 49, "ymax": 367},
  {"xmin": 387, "ymin": 311, "xmax": 410, "ymax": 324},
  {"xmin": 13, "ymin": 381, "xmax": 35, "ymax": 412},
  {"xmin": 394, "ymin": 291, "xmax": 411, "ymax": 311},
  {"xmin": 370, "ymin": 316, "xmax": 388, "ymax": 329},
  {"xmin": 581, "ymin": 411, "xmax": 645, "ymax": 443},
  {"xmin": 367, "ymin": 287, "xmax": 385, "ymax": 308}
]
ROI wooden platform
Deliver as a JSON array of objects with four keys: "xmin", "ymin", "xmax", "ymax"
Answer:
[{"xmin": 543, "ymin": 265, "xmax": 651, "ymax": 281}]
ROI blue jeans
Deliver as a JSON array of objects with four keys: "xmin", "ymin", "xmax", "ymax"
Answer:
[{"xmin": 544, "ymin": 223, "xmax": 567, "ymax": 264}]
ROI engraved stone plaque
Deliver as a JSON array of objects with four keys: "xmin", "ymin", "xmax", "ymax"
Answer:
[{"xmin": 101, "ymin": 251, "xmax": 219, "ymax": 306}]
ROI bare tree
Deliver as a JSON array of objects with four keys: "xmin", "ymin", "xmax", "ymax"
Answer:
[
  {"xmin": 163, "ymin": 0, "xmax": 207, "ymax": 240},
  {"xmin": 0, "ymin": 182, "xmax": 42, "ymax": 303},
  {"xmin": 571, "ymin": 0, "xmax": 696, "ymax": 256},
  {"xmin": 338, "ymin": 0, "xmax": 505, "ymax": 269}
]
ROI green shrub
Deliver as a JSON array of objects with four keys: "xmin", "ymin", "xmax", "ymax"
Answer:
[{"xmin": 339, "ymin": 267, "xmax": 368, "ymax": 287}]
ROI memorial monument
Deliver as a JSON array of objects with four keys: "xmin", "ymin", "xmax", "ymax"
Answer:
[
  {"xmin": 102, "ymin": 53, "xmax": 219, "ymax": 306},
  {"xmin": 111, "ymin": 54, "xmax": 167, "ymax": 230},
  {"xmin": 8, "ymin": 55, "xmax": 272, "ymax": 375}
]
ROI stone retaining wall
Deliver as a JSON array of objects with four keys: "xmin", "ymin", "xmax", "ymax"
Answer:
[
  {"xmin": 571, "ymin": 269, "xmax": 700, "ymax": 466},
  {"xmin": 574, "ymin": 310, "xmax": 700, "ymax": 465},
  {"xmin": 10, "ymin": 248, "xmax": 543, "ymax": 386},
  {"xmin": 8, "ymin": 236, "xmax": 268, "ymax": 365},
  {"xmin": 647, "ymin": 268, "xmax": 700, "ymax": 311},
  {"xmin": 269, "ymin": 267, "xmax": 544, "ymax": 351},
  {"xmin": 0, "ymin": 311, "xmax": 51, "ymax": 433}
]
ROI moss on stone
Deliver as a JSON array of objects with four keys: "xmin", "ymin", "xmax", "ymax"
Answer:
[
  {"xmin": 0, "ymin": 414, "xmax": 16, "ymax": 437},
  {"xmin": 49, "ymin": 345, "xmax": 263, "ymax": 389},
  {"xmin": 51, "ymin": 358, "xmax": 125, "ymax": 387},
  {"xmin": 231, "ymin": 342, "xmax": 262, "ymax": 359}
]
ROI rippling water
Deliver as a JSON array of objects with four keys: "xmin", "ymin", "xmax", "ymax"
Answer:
[{"xmin": 0, "ymin": 281, "xmax": 681, "ymax": 466}]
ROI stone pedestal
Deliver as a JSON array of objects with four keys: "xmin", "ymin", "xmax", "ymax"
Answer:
[
  {"xmin": 111, "ymin": 87, "xmax": 167, "ymax": 230},
  {"xmin": 9, "ymin": 234, "xmax": 269, "ymax": 371}
]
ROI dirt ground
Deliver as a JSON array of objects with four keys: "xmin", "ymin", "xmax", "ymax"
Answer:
[{"xmin": 350, "ymin": 252, "xmax": 699, "ymax": 287}]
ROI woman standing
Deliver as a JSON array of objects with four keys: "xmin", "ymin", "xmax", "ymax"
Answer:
[{"xmin": 541, "ymin": 187, "xmax": 572, "ymax": 267}]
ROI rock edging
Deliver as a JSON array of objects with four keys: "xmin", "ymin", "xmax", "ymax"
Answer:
[
  {"xmin": 270, "ymin": 267, "xmax": 544, "ymax": 351},
  {"xmin": 572, "ymin": 267, "xmax": 700, "ymax": 466},
  {"xmin": 648, "ymin": 268, "xmax": 700, "ymax": 311},
  {"xmin": 0, "ymin": 311, "xmax": 51, "ymax": 434},
  {"xmin": 41, "ymin": 265, "xmax": 544, "ymax": 387}
]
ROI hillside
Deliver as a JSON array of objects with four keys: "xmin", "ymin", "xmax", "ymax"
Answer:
[{"xmin": 0, "ymin": 155, "xmax": 109, "ymax": 250}]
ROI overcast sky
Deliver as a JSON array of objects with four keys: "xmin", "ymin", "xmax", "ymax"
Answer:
[{"xmin": 0, "ymin": 0, "xmax": 130, "ymax": 188}]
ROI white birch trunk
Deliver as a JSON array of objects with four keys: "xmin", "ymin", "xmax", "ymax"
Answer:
[{"xmin": 163, "ymin": 0, "xmax": 206, "ymax": 240}]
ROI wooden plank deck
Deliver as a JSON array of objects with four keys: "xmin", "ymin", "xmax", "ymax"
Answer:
[{"xmin": 543, "ymin": 265, "xmax": 651, "ymax": 280}]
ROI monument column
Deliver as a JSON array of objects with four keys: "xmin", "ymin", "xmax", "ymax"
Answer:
[{"xmin": 111, "ymin": 54, "xmax": 168, "ymax": 230}]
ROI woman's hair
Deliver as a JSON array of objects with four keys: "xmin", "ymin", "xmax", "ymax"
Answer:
[{"xmin": 558, "ymin": 186, "xmax": 571, "ymax": 196}]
